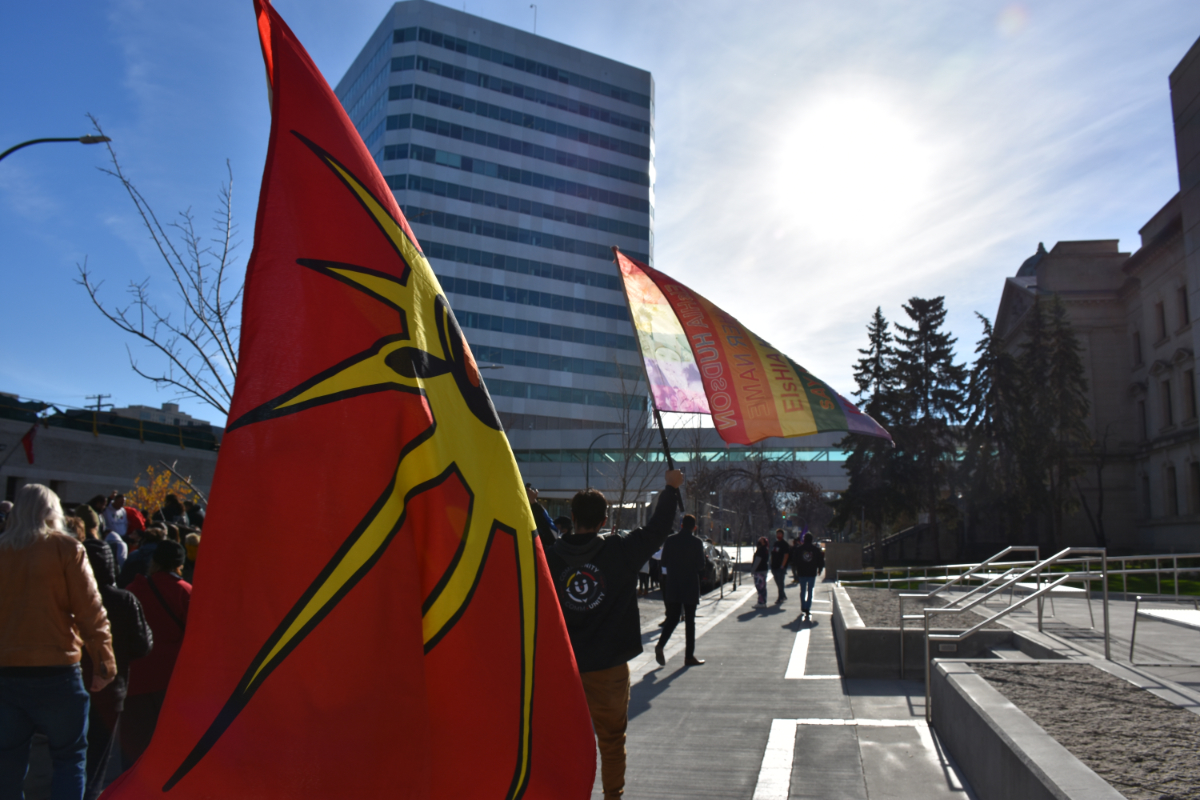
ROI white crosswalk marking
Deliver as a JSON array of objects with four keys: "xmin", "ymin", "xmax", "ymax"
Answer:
[
  {"xmin": 785, "ymin": 625, "xmax": 839, "ymax": 680},
  {"xmin": 785, "ymin": 629, "xmax": 811, "ymax": 679},
  {"xmin": 752, "ymin": 719, "xmax": 939, "ymax": 799},
  {"xmin": 751, "ymin": 719, "xmax": 800, "ymax": 800}
]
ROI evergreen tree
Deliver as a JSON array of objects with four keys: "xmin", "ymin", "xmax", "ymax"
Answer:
[
  {"xmin": 1041, "ymin": 296, "xmax": 1091, "ymax": 545},
  {"xmin": 892, "ymin": 297, "xmax": 968, "ymax": 561},
  {"xmin": 853, "ymin": 307, "xmax": 896, "ymax": 407},
  {"xmin": 835, "ymin": 308, "xmax": 900, "ymax": 563},
  {"xmin": 962, "ymin": 313, "xmax": 1025, "ymax": 547},
  {"xmin": 1013, "ymin": 296, "xmax": 1053, "ymax": 543}
]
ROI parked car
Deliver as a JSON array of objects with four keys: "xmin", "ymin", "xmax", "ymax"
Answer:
[{"xmin": 700, "ymin": 541, "xmax": 733, "ymax": 593}]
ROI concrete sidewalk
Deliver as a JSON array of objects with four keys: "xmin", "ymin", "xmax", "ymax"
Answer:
[
  {"xmin": 983, "ymin": 590, "xmax": 1200, "ymax": 690},
  {"xmin": 599, "ymin": 579, "xmax": 978, "ymax": 800}
]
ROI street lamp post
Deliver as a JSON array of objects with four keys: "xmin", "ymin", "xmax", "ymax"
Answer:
[
  {"xmin": 584, "ymin": 431, "xmax": 622, "ymax": 491},
  {"xmin": 0, "ymin": 135, "xmax": 111, "ymax": 164}
]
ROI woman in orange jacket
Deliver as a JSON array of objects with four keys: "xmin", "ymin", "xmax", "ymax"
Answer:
[{"xmin": 0, "ymin": 483, "xmax": 116, "ymax": 800}]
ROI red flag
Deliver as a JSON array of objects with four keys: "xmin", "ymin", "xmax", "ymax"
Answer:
[
  {"xmin": 20, "ymin": 424, "xmax": 35, "ymax": 465},
  {"xmin": 101, "ymin": 2, "xmax": 595, "ymax": 797}
]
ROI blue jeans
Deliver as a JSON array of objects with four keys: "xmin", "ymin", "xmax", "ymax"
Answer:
[
  {"xmin": 771, "ymin": 569, "xmax": 787, "ymax": 602},
  {"xmin": 0, "ymin": 665, "xmax": 90, "ymax": 800},
  {"xmin": 798, "ymin": 576, "xmax": 817, "ymax": 613}
]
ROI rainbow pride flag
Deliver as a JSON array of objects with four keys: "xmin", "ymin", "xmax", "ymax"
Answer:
[{"xmin": 615, "ymin": 248, "xmax": 891, "ymax": 446}]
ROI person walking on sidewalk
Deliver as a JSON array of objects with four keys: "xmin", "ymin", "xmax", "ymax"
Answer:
[
  {"xmin": 769, "ymin": 529, "xmax": 790, "ymax": 604},
  {"xmin": 545, "ymin": 469, "xmax": 684, "ymax": 800},
  {"xmin": 750, "ymin": 537, "xmax": 770, "ymax": 606},
  {"xmin": 655, "ymin": 515, "xmax": 705, "ymax": 668},
  {"xmin": 792, "ymin": 532, "xmax": 825, "ymax": 620}
]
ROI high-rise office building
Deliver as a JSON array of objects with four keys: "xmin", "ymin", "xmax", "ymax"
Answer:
[
  {"xmin": 337, "ymin": 2, "xmax": 850, "ymax": 509},
  {"xmin": 336, "ymin": 0, "xmax": 652, "ymax": 444}
]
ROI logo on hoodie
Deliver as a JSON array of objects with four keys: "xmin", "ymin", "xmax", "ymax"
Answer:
[{"xmin": 561, "ymin": 564, "xmax": 606, "ymax": 612}]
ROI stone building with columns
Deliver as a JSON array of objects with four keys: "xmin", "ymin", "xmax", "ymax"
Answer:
[{"xmin": 990, "ymin": 35, "xmax": 1200, "ymax": 554}]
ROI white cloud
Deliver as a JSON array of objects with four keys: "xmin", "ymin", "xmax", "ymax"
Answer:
[{"xmin": 2, "ymin": 0, "xmax": 1199, "ymax": 421}]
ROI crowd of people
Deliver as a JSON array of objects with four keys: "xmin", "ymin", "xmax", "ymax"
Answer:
[
  {"xmin": 0, "ymin": 484, "xmax": 202, "ymax": 800},
  {"xmin": 1, "ymin": 472, "xmax": 825, "ymax": 800},
  {"xmin": 750, "ymin": 528, "xmax": 826, "ymax": 617}
]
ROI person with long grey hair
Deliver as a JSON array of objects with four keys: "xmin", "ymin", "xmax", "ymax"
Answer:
[{"xmin": 0, "ymin": 483, "xmax": 116, "ymax": 800}]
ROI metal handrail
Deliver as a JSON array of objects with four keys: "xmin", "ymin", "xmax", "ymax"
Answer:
[
  {"xmin": 839, "ymin": 551, "xmax": 1200, "ymax": 595},
  {"xmin": 1129, "ymin": 594, "xmax": 1200, "ymax": 664},
  {"xmin": 920, "ymin": 547, "xmax": 1110, "ymax": 722},
  {"xmin": 897, "ymin": 546, "xmax": 1040, "ymax": 677},
  {"xmin": 839, "ymin": 558, "xmax": 1042, "ymax": 589},
  {"xmin": 899, "ymin": 564, "xmax": 1027, "ymax": 677}
]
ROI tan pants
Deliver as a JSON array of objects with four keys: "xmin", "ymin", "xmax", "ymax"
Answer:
[{"xmin": 579, "ymin": 662, "xmax": 631, "ymax": 799}]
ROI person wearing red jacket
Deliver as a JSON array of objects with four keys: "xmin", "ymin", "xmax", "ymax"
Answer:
[{"xmin": 122, "ymin": 540, "xmax": 190, "ymax": 767}]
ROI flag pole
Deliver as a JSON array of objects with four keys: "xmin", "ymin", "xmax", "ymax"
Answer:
[{"xmin": 612, "ymin": 247, "xmax": 675, "ymax": 471}]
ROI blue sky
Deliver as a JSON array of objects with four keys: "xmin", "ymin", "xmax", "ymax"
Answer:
[{"xmin": 3, "ymin": 0, "xmax": 1199, "ymax": 427}]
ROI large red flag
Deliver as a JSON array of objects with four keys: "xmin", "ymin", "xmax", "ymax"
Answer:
[{"xmin": 102, "ymin": 2, "xmax": 595, "ymax": 797}]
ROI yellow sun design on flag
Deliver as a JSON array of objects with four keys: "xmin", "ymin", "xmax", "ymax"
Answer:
[{"xmin": 166, "ymin": 134, "xmax": 538, "ymax": 800}]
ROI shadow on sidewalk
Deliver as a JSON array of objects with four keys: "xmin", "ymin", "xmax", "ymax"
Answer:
[
  {"xmin": 736, "ymin": 605, "xmax": 788, "ymax": 622},
  {"xmin": 781, "ymin": 616, "xmax": 821, "ymax": 632},
  {"xmin": 628, "ymin": 666, "xmax": 688, "ymax": 721}
]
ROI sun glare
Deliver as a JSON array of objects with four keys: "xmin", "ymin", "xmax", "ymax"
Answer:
[{"xmin": 772, "ymin": 92, "xmax": 936, "ymax": 249}]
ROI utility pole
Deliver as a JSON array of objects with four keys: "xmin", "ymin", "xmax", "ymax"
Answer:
[{"xmin": 85, "ymin": 394, "xmax": 113, "ymax": 413}]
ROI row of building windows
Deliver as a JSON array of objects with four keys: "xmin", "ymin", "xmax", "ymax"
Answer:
[
  {"xmin": 357, "ymin": 95, "xmax": 387, "ymax": 140},
  {"xmin": 434, "ymin": 270, "xmax": 629, "ymax": 321},
  {"xmin": 1140, "ymin": 462, "xmax": 1200, "ymax": 518},
  {"xmin": 453, "ymin": 309, "xmax": 637, "ymax": 352},
  {"xmin": 472, "ymin": 343, "xmax": 642, "ymax": 380},
  {"xmin": 339, "ymin": 37, "xmax": 391, "ymax": 106},
  {"xmin": 420, "ymin": 239, "xmax": 623, "ymax": 293},
  {"xmin": 389, "ymin": 173, "xmax": 649, "ymax": 240},
  {"xmin": 498, "ymin": 411, "xmax": 623, "ymax": 431},
  {"xmin": 393, "ymin": 27, "xmax": 652, "ymax": 109},
  {"xmin": 364, "ymin": 120, "xmax": 384, "ymax": 152},
  {"xmin": 1132, "ymin": 285, "xmax": 1191, "ymax": 364},
  {"xmin": 402, "ymin": 203, "xmax": 649, "ymax": 264},
  {"xmin": 390, "ymin": 55, "xmax": 651, "ymax": 136},
  {"xmin": 348, "ymin": 70, "xmax": 388, "ymax": 127},
  {"xmin": 383, "ymin": 142, "xmax": 650, "ymax": 214},
  {"xmin": 388, "ymin": 113, "xmax": 650, "ymax": 187},
  {"xmin": 485, "ymin": 378, "xmax": 646, "ymax": 410},
  {"xmin": 393, "ymin": 84, "xmax": 651, "ymax": 160},
  {"xmin": 1135, "ymin": 368, "xmax": 1197, "ymax": 438}
]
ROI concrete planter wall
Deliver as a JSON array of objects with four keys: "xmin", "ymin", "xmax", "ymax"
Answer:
[
  {"xmin": 831, "ymin": 584, "xmax": 1015, "ymax": 679},
  {"xmin": 931, "ymin": 662, "xmax": 1125, "ymax": 800}
]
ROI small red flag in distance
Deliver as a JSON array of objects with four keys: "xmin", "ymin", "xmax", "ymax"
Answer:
[
  {"xmin": 20, "ymin": 424, "xmax": 35, "ymax": 465},
  {"xmin": 99, "ymin": 2, "xmax": 596, "ymax": 798}
]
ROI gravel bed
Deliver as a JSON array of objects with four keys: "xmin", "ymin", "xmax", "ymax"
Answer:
[
  {"xmin": 845, "ymin": 587, "xmax": 1003, "ymax": 629},
  {"xmin": 975, "ymin": 663, "xmax": 1200, "ymax": 800}
]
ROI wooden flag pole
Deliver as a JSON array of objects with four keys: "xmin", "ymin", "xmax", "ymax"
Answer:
[{"xmin": 612, "ymin": 246, "xmax": 675, "ymax": 471}]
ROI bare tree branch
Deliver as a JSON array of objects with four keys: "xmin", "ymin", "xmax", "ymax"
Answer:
[{"xmin": 77, "ymin": 116, "xmax": 241, "ymax": 416}]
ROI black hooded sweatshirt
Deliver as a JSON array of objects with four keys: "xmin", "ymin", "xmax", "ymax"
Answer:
[
  {"xmin": 82, "ymin": 539, "xmax": 153, "ymax": 704},
  {"xmin": 544, "ymin": 485, "xmax": 679, "ymax": 673}
]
